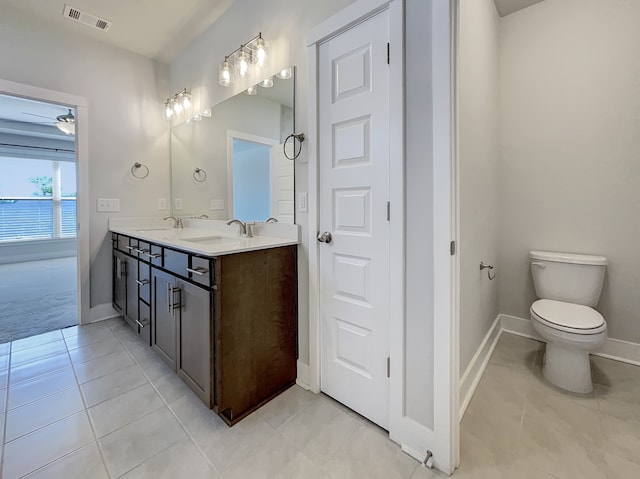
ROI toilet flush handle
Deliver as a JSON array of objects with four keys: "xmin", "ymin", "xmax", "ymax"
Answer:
[{"xmin": 531, "ymin": 262, "xmax": 546, "ymax": 269}]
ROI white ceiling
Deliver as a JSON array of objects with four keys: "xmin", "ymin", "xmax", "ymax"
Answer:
[{"xmin": 0, "ymin": 0, "xmax": 235, "ymax": 63}]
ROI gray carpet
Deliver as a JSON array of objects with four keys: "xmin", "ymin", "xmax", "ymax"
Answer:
[{"xmin": 0, "ymin": 257, "xmax": 77, "ymax": 344}]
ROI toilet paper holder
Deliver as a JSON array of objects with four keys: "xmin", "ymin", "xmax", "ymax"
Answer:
[{"xmin": 480, "ymin": 262, "xmax": 496, "ymax": 280}]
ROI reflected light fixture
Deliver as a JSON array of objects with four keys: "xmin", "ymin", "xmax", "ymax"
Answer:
[
  {"xmin": 258, "ymin": 76, "xmax": 273, "ymax": 88},
  {"xmin": 218, "ymin": 33, "xmax": 267, "ymax": 87},
  {"xmin": 163, "ymin": 88, "xmax": 192, "ymax": 120},
  {"xmin": 276, "ymin": 67, "xmax": 292, "ymax": 80},
  {"xmin": 56, "ymin": 109, "xmax": 75, "ymax": 135},
  {"xmin": 245, "ymin": 85, "xmax": 258, "ymax": 95}
]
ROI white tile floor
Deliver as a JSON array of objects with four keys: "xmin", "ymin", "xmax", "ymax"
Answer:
[
  {"xmin": 2, "ymin": 321, "xmax": 639, "ymax": 478},
  {"xmin": 455, "ymin": 333, "xmax": 640, "ymax": 479},
  {"xmin": 0, "ymin": 318, "xmax": 432, "ymax": 479}
]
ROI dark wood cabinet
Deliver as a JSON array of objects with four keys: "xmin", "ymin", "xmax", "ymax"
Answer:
[
  {"xmin": 112, "ymin": 232, "xmax": 297, "ymax": 425},
  {"xmin": 151, "ymin": 268, "xmax": 178, "ymax": 368}
]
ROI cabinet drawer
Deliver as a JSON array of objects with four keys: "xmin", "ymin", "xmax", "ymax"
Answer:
[
  {"xmin": 147, "ymin": 244, "xmax": 164, "ymax": 267},
  {"xmin": 137, "ymin": 300, "xmax": 151, "ymax": 345},
  {"xmin": 138, "ymin": 262, "xmax": 151, "ymax": 304},
  {"xmin": 188, "ymin": 257, "xmax": 213, "ymax": 288},
  {"xmin": 116, "ymin": 234, "xmax": 131, "ymax": 253},
  {"xmin": 134, "ymin": 241, "xmax": 151, "ymax": 260},
  {"xmin": 164, "ymin": 248, "xmax": 189, "ymax": 277}
]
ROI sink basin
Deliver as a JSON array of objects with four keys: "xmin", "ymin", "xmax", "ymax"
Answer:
[{"xmin": 182, "ymin": 235, "xmax": 242, "ymax": 245}]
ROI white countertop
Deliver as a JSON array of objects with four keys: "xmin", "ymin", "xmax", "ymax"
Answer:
[{"xmin": 109, "ymin": 218, "xmax": 300, "ymax": 257}]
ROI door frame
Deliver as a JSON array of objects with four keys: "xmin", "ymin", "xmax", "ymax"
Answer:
[
  {"xmin": 306, "ymin": 0, "xmax": 459, "ymax": 474},
  {"xmin": 0, "ymin": 78, "xmax": 90, "ymax": 325}
]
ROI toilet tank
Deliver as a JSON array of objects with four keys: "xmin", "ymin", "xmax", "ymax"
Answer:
[{"xmin": 530, "ymin": 251, "xmax": 607, "ymax": 307}]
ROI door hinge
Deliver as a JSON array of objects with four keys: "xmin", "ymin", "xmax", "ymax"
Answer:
[
  {"xmin": 386, "ymin": 201, "xmax": 390, "ymax": 221},
  {"xmin": 387, "ymin": 357, "xmax": 390, "ymax": 378},
  {"xmin": 450, "ymin": 240, "xmax": 456, "ymax": 255},
  {"xmin": 387, "ymin": 42, "xmax": 390, "ymax": 64}
]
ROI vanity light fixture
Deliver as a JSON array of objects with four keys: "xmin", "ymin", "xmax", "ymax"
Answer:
[
  {"xmin": 245, "ymin": 85, "xmax": 258, "ymax": 95},
  {"xmin": 218, "ymin": 33, "xmax": 267, "ymax": 87},
  {"xmin": 258, "ymin": 76, "xmax": 273, "ymax": 88},
  {"xmin": 276, "ymin": 67, "xmax": 292, "ymax": 80},
  {"xmin": 163, "ymin": 88, "xmax": 192, "ymax": 120}
]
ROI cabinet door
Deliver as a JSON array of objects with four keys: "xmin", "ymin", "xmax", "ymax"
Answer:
[
  {"xmin": 176, "ymin": 279, "xmax": 212, "ymax": 407},
  {"xmin": 113, "ymin": 252, "xmax": 127, "ymax": 313},
  {"xmin": 151, "ymin": 268, "xmax": 177, "ymax": 369}
]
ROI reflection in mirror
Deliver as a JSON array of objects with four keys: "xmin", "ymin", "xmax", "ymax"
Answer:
[{"xmin": 170, "ymin": 67, "xmax": 295, "ymax": 224}]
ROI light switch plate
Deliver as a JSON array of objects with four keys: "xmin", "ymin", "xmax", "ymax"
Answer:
[
  {"xmin": 297, "ymin": 192, "xmax": 308, "ymax": 213},
  {"xmin": 174, "ymin": 198, "xmax": 183, "ymax": 210},
  {"xmin": 97, "ymin": 198, "xmax": 120, "ymax": 212},
  {"xmin": 157, "ymin": 198, "xmax": 167, "ymax": 210},
  {"xmin": 210, "ymin": 199, "xmax": 224, "ymax": 210}
]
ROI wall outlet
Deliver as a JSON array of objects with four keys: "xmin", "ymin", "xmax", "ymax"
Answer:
[
  {"xmin": 174, "ymin": 198, "xmax": 183, "ymax": 210},
  {"xmin": 97, "ymin": 198, "xmax": 120, "ymax": 212},
  {"xmin": 157, "ymin": 198, "xmax": 167, "ymax": 211},
  {"xmin": 297, "ymin": 192, "xmax": 308, "ymax": 213},
  {"xmin": 210, "ymin": 199, "xmax": 224, "ymax": 210}
]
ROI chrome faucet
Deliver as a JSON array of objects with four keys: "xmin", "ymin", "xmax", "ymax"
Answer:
[
  {"xmin": 264, "ymin": 217, "xmax": 278, "ymax": 223},
  {"xmin": 163, "ymin": 215, "xmax": 183, "ymax": 229},
  {"xmin": 227, "ymin": 218, "xmax": 249, "ymax": 238}
]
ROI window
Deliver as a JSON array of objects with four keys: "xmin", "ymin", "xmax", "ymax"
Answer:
[{"xmin": 0, "ymin": 157, "xmax": 76, "ymax": 241}]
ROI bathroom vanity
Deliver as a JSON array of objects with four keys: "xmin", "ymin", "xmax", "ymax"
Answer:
[{"xmin": 111, "ymin": 220, "xmax": 298, "ymax": 425}]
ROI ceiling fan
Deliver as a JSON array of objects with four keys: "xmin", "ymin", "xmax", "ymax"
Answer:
[{"xmin": 22, "ymin": 109, "xmax": 76, "ymax": 136}]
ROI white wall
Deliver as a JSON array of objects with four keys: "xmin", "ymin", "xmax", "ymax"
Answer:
[
  {"xmin": 498, "ymin": 0, "xmax": 640, "ymax": 343},
  {"xmin": 0, "ymin": 7, "xmax": 170, "ymax": 310},
  {"xmin": 168, "ymin": 0, "xmax": 357, "ymax": 366},
  {"xmin": 458, "ymin": 0, "xmax": 501, "ymax": 374}
]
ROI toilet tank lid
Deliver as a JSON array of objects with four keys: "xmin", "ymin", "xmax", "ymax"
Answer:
[{"xmin": 530, "ymin": 251, "xmax": 608, "ymax": 266}]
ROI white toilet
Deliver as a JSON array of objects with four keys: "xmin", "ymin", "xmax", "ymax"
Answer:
[{"xmin": 529, "ymin": 250, "xmax": 608, "ymax": 394}]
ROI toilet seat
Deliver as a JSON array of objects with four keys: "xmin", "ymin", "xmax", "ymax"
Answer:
[{"xmin": 531, "ymin": 299, "xmax": 606, "ymax": 335}]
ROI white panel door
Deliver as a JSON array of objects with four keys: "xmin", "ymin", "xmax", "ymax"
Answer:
[
  {"xmin": 269, "ymin": 144, "xmax": 294, "ymax": 223},
  {"xmin": 318, "ymin": 10, "xmax": 390, "ymax": 429}
]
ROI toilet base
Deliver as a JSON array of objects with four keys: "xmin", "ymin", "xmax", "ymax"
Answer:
[{"xmin": 542, "ymin": 342, "xmax": 593, "ymax": 394}]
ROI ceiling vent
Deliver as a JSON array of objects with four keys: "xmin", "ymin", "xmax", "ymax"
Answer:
[{"xmin": 63, "ymin": 4, "xmax": 112, "ymax": 32}]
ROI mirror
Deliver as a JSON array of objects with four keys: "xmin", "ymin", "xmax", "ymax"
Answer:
[{"xmin": 170, "ymin": 67, "xmax": 295, "ymax": 223}]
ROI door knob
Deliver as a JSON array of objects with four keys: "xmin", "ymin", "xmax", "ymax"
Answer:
[{"xmin": 317, "ymin": 231, "xmax": 332, "ymax": 243}]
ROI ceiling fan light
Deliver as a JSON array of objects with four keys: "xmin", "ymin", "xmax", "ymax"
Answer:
[{"xmin": 56, "ymin": 120, "xmax": 75, "ymax": 135}]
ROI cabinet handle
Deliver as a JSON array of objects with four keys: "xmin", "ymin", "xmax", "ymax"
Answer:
[
  {"xmin": 135, "ymin": 319, "xmax": 149, "ymax": 328},
  {"xmin": 135, "ymin": 248, "xmax": 149, "ymax": 254},
  {"xmin": 115, "ymin": 257, "xmax": 121, "ymax": 278},
  {"xmin": 167, "ymin": 283, "xmax": 173, "ymax": 313},
  {"xmin": 145, "ymin": 252, "xmax": 162, "ymax": 259},
  {"xmin": 125, "ymin": 245, "xmax": 134, "ymax": 251},
  {"xmin": 136, "ymin": 279, "xmax": 150, "ymax": 286},
  {"xmin": 186, "ymin": 267, "xmax": 208, "ymax": 276}
]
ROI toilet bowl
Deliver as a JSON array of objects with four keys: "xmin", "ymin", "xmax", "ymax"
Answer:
[
  {"xmin": 530, "ymin": 299, "xmax": 606, "ymax": 393},
  {"xmin": 529, "ymin": 251, "xmax": 608, "ymax": 394}
]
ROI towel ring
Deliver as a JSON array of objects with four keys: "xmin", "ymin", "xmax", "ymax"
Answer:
[
  {"xmin": 283, "ymin": 132, "xmax": 305, "ymax": 160},
  {"xmin": 131, "ymin": 162, "xmax": 149, "ymax": 179},
  {"xmin": 480, "ymin": 262, "xmax": 496, "ymax": 281},
  {"xmin": 193, "ymin": 168, "xmax": 207, "ymax": 182}
]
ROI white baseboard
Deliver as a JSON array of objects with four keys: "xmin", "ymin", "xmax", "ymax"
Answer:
[
  {"xmin": 296, "ymin": 360, "xmax": 311, "ymax": 390},
  {"xmin": 502, "ymin": 314, "xmax": 640, "ymax": 367},
  {"xmin": 459, "ymin": 313, "xmax": 640, "ymax": 421},
  {"xmin": 459, "ymin": 315, "xmax": 502, "ymax": 419},
  {"xmin": 85, "ymin": 303, "xmax": 120, "ymax": 324}
]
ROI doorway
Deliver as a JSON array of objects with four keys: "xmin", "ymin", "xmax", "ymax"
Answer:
[{"xmin": 0, "ymin": 94, "xmax": 78, "ymax": 343}]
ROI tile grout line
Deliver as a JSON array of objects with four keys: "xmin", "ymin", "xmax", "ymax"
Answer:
[
  {"xmin": 0, "ymin": 342, "xmax": 12, "ymax": 479},
  {"xmin": 106, "ymin": 318, "xmax": 222, "ymax": 478},
  {"xmin": 64, "ymin": 328, "xmax": 114, "ymax": 479}
]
